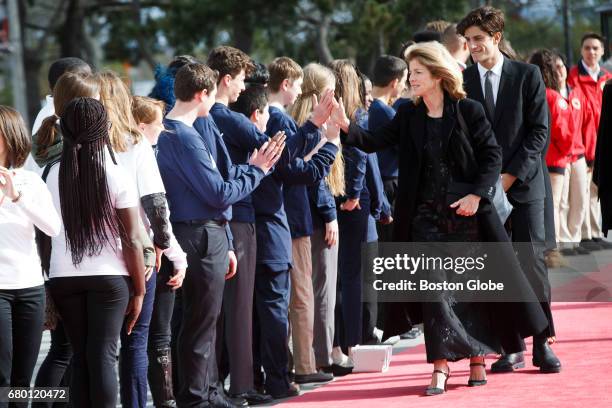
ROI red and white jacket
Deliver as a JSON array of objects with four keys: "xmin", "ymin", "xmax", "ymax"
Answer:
[
  {"xmin": 568, "ymin": 86, "xmax": 586, "ymax": 162},
  {"xmin": 567, "ymin": 62, "xmax": 612, "ymax": 165},
  {"xmin": 545, "ymin": 88, "xmax": 573, "ymax": 170}
]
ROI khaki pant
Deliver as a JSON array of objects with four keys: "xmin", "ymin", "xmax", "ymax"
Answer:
[
  {"xmin": 549, "ymin": 171, "xmax": 565, "ymax": 241},
  {"xmin": 582, "ymin": 168, "xmax": 603, "ymax": 240},
  {"xmin": 289, "ymin": 236, "xmax": 316, "ymax": 375},
  {"xmin": 559, "ymin": 158, "xmax": 588, "ymax": 246}
]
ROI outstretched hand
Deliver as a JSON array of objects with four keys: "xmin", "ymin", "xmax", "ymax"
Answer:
[{"xmin": 310, "ymin": 89, "xmax": 335, "ymax": 127}]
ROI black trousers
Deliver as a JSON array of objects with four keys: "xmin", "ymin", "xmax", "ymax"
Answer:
[
  {"xmin": 33, "ymin": 319, "xmax": 72, "ymax": 408},
  {"xmin": 509, "ymin": 198, "xmax": 555, "ymax": 339},
  {"xmin": 217, "ymin": 222, "xmax": 256, "ymax": 394},
  {"xmin": 173, "ymin": 221, "xmax": 228, "ymax": 407},
  {"xmin": 0, "ymin": 285, "xmax": 45, "ymax": 408},
  {"xmin": 48, "ymin": 275, "xmax": 130, "ymax": 408}
]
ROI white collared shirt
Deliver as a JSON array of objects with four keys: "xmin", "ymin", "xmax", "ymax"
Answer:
[
  {"xmin": 477, "ymin": 53, "xmax": 504, "ymax": 105},
  {"xmin": 581, "ymin": 60, "xmax": 601, "ymax": 82}
]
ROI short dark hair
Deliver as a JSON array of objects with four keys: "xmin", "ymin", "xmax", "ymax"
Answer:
[
  {"xmin": 207, "ymin": 46, "xmax": 255, "ymax": 84},
  {"xmin": 413, "ymin": 30, "xmax": 442, "ymax": 43},
  {"xmin": 398, "ymin": 40, "xmax": 415, "ymax": 59},
  {"xmin": 168, "ymin": 55, "xmax": 199, "ymax": 72},
  {"xmin": 371, "ymin": 55, "xmax": 407, "ymax": 88},
  {"xmin": 246, "ymin": 62, "xmax": 270, "ymax": 86},
  {"xmin": 0, "ymin": 105, "xmax": 31, "ymax": 168},
  {"xmin": 48, "ymin": 57, "xmax": 92, "ymax": 91},
  {"xmin": 457, "ymin": 6, "xmax": 505, "ymax": 37},
  {"xmin": 230, "ymin": 85, "xmax": 268, "ymax": 118},
  {"xmin": 174, "ymin": 63, "xmax": 218, "ymax": 102},
  {"xmin": 581, "ymin": 32, "xmax": 606, "ymax": 48}
]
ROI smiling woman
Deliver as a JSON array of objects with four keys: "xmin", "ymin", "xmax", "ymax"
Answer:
[{"xmin": 336, "ymin": 40, "xmax": 550, "ymax": 397}]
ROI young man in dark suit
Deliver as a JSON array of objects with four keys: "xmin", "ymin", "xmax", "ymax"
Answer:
[{"xmin": 458, "ymin": 6, "xmax": 561, "ymax": 374}]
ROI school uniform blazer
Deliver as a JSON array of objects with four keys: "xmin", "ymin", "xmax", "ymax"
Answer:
[{"xmin": 463, "ymin": 59, "xmax": 549, "ymax": 204}]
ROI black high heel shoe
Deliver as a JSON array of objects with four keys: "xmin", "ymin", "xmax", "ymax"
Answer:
[
  {"xmin": 425, "ymin": 368, "xmax": 450, "ymax": 396},
  {"xmin": 468, "ymin": 362, "xmax": 487, "ymax": 387}
]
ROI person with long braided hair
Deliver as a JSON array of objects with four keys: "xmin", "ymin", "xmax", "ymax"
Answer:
[{"xmin": 46, "ymin": 97, "xmax": 145, "ymax": 408}]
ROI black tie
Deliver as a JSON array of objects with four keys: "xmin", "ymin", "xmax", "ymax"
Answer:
[{"xmin": 484, "ymin": 70, "xmax": 495, "ymax": 120}]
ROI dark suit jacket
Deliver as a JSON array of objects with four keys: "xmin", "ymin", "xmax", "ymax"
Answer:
[
  {"xmin": 594, "ymin": 81, "xmax": 612, "ymax": 235},
  {"xmin": 463, "ymin": 58, "xmax": 549, "ymax": 203},
  {"xmin": 341, "ymin": 94, "xmax": 549, "ymax": 350}
]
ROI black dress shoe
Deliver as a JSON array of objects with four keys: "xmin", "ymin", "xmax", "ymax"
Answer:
[
  {"xmin": 321, "ymin": 364, "xmax": 353, "ymax": 377},
  {"xmin": 581, "ymin": 239, "xmax": 602, "ymax": 251},
  {"xmin": 575, "ymin": 245, "xmax": 591, "ymax": 255},
  {"xmin": 209, "ymin": 389, "xmax": 241, "ymax": 408},
  {"xmin": 532, "ymin": 340, "xmax": 562, "ymax": 373},
  {"xmin": 490, "ymin": 352, "xmax": 525, "ymax": 373},
  {"xmin": 593, "ymin": 238, "xmax": 612, "ymax": 249},
  {"xmin": 229, "ymin": 390, "xmax": 272, "ymax": 406},
  {"xmin": 269, "ymin": 383, "xmax": 300, "ymax": 399},
  {"xmin": 294, "ymin": 370, "xmax": 333, "ymax": 384},
  {"xmin": 560, "ymin": 247, "xmax": 578, "ymax": 256}
]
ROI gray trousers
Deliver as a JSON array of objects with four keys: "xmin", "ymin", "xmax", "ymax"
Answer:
[
  {"xmin": 310, "ymin": 227, "xmax": 338, "ymax": 367},
  {"xmin": 218, "ymin": 222, "xmax": 257, "ymax": 394}
]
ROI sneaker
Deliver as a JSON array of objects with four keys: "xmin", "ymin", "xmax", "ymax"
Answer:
[
  {"xmin": 400, "ymin": 327, "xmax": 423, "ymax": 339},
  {"xmin": 294, "ymin": 370, "xmax": 333, "ymax": 384}
]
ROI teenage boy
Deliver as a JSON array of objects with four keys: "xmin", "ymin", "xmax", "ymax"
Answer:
[
  {"xmin": 368, "ymin": 55, "xmax": 407, "ymax": 243},
  {"xmin": 568, "ymin": 33, "xmax": 612, "ymax": 249},
  {"xmin": 252, "ymin": 56, "xmax": 338, "ymax": 398},
  {"xmin": 458, "ymin": 5, "xmax": 561, "ymax": 374},
  {"xmin": 206, "ymin": 46, "xmax": 277, "ymax": 406},
  {"xmin": 155, "ymin": 62, "xmax": 283, "ymax": 408}
]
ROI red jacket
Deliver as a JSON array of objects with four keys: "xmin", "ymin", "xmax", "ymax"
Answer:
[
  {"xmin": 567, "ymin": 63, "xmax": 612, "ymax": 164},
  {"xmin": 568, "ymin": 87, "xmax": 586, "ymax": 160},
  {"xmin": 545, "ymin": 88, "xmax": 573, "ymax": 169}
]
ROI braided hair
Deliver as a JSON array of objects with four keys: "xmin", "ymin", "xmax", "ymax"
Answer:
[{"xmin": 58, "ymin": 97, "xmax": 123, "ymax": 266}]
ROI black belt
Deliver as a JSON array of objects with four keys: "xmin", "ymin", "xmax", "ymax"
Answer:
[{"xmin": 174, "ymin": 219, "xmax": 227, "ymax": 226}]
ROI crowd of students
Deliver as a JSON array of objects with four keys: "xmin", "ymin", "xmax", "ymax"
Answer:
[{"xmin": 1, "ymin": 4, "xmax": 611, "ymax": 408}]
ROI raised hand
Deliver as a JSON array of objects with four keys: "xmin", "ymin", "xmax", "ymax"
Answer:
[
  {"xmin": 310, "ymin": 89, "xmax": 335, "ymax": 127},
  {"xmin": 249, "ymin": 134, "xmax": 286, "ymax": 174}
]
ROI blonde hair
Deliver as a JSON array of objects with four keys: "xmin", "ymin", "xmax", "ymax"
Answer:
[
  {"xmin": 98, "ymin": 70, "xmax": 141, "ymax": 152},
  {"xmin": 404, "ymin": 41, "xmax": 466, "ymax": 102},
  {"xmin": 288, "ymin": 63, "xmax": 335, "ymax": 126},
  {"xmin": 288, "ymin": 63, "xmax": 345, "ymax": 197},
  {"xmin": 132, "ymin": 96, "xmax": 165, "ymax": 124}
]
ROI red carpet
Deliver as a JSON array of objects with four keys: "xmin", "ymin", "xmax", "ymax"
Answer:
[{"xmin": 280, "ymin": 302, "xmax": 612, "ymax": 408}]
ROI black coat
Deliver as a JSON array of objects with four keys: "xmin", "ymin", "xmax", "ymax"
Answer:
[
  {"xmin": 341, "ymin": 95, "xmax": 549, "ymax": 352},
  {"xmin": 463, "ymin": 59, "xmax": 549, "ymax": 204},
  {"xmin": 594, "ymin": 81, "xmax": 612, "ymax": 235}
]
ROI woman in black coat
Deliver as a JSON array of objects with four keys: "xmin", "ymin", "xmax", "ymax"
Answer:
[{"xmin": 333, "ymin": 42, "xmax": 548, "ymax": 396}]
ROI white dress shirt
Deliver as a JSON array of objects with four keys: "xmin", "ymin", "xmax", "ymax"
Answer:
[
  {"xmin": 581, "ymin": 60, "xmax": 601, "ymax": 82},
  {"xmin": 477, "ymin": 53, "xmax": 504, "ymax": 105}
]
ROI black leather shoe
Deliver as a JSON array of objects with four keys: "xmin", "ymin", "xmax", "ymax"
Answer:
[
  {"xmin": 532, "ymin": 340, "xmax": 562, "ymax": 373},
  {"xmin": 321, "ymin": 364, "xmax": 353, "ymax": 377},
  {"xmin": 581, "ymin": 239, "xmax": 602, "ymax": 251},
  {"xmin": 560, "ymin": 247, "xmax": 578, "ymax": 256},
  {"xmin": 575, "ymin": 245, "xmax": 591, "ymax": 255},
  {"xmin": 269, "ymin": 383, "xmax": 300, "ymax": 399},
  {"xmin": 490, "ymin": 352, "xmax": 525, "ymax": 373},
  {"xmin": 209, "ymin": 389, "xmax": 241, "ymax": 408},
  {"xmin": 294, "ymin": 370, "xmax": 333, "ymax": 384},
  {"xmin": 593, "ymin": 238, "xmax": 612, "ymax": 249},
  {"xmin": 229, "ymin": 390, "xmax": 272, "ymax": 406}
]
